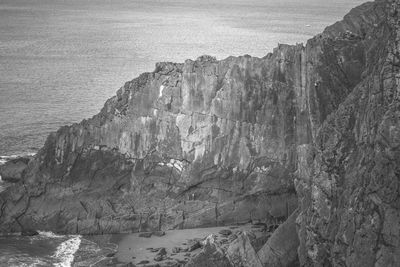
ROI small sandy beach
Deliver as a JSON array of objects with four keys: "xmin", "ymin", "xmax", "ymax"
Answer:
[{"xmin": 111, "ymin": 224, "xmax": 267, "ymax": 266}]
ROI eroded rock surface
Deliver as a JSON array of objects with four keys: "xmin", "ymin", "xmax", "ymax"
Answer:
[
  {"xmin": 257, "ymin": 209, "xmax": 299, "ymax": 267},
  {"xmin": 295, "ymin": 1, "xmax": 400, "ymax": 266},
  {"xmin": 0, "ymin": 41, "xmax": 302, "ymax": 235},
  {"xmin": 0, "ymin": 157, "xmax": 30, "ymax": 183},
  {"xmin": 0, "ymin": 0, "xmax": 400, "ymax": 266},
  {"xmin": 186, "ymin": 235, "xmax": 232, "ymax": 267},
  {"xmin": 227, "ymin": 232, "xmax": 263, "ymax": 267}
]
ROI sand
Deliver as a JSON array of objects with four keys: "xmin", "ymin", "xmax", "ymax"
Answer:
[{"xmin": 115, "ymin": 224, "xmax": 263, "ymax": 266}]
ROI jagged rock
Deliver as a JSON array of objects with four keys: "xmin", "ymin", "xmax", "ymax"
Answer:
[
  {"xmin": 152, "ymin": 231, "xmax": 166, "ymax": 237},
  {"xmin": 154, "ymin": 254, "xmax": 165, "ymax": 262},
  {"xmin": 185, "ymin": 236, "xmax": 232, "ymax": 267},
  {"xmin": 0, "ymin": 24, "xmax": 301, "ymax": 235},
  {"xmin": 219, "ymin": 229, "xmax": 232, "ymax": 236},
  {"xmin": 226, "ymin": 232, "xmax": 263, "ymax": 267},
  {"xmin": 228, "ymin": 234, "xmax": 238, "ymax": 241},
  {"xmin": 157, "ymin": 248, "xmax": 167, "ymax": 256},
  {"xmin": 139, "ymin": 232, "xmax": 152, "ymax": 238},
  {"xmin": 21, "ymin": 229, "xmax": 39, "ymax": 236},
  {"xmin": 257, "ymin": 209, "xmax": 299, "ymax": 267},
  {"xmin": 251, "ymin": 234, "xmax": 271, "ymax": 253},
  {"xmin": 187, "ymin": 240, "xmax": 201, "ymax": 252},
  {"xmin": 294, "ymin": 1, "xmax": 400, "ymax": 266},
  {"xmin": 172, "ymin": 247, "xmax": 181, "ymax": 253},
  {"xmin": 0, "ymin": 157, "xmax": 30, "ymax": 183},
  {"xmin": 0, "ymin": 1, "xmax": 399, "ymax": 266},
  {"xmin": 267, "ymin": 224, "xmax": 279, "ymax": 232}
]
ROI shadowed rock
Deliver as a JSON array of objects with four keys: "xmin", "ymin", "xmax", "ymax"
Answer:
[
  {"xmin": 186, "ymin": 235, "xmax": 232, "ymax": 267},
  {"xmin": 257, "ymin": 209, "xmax": 299, "ymax": 267},
  {"xmin": 1, "ymin": 1, "xmax": 400, "ymax": 266},
  {"xmin": 0, "ymin": 157, "xmax": 30, "ymax": 183},
  {"xmin": 226, "ymin": 232, "xmax": 263, "ymax": 267},
  {"xmin": 21, "ymin": 229, "xmax": 39, "ymax": 236}
]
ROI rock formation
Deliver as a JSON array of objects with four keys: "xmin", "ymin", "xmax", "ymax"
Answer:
[
  {"xmin": 227, "ymin": 232, "xmax": 263, "ymax": 267},
  {"xmin": 0, "ymin": 157, "xmax": 31, "ymax": 183},
  {"xmin": 257, "ymin": 209, "xmax": 299, "ymax": 266},
  {"xmin": 1, "ymin": 0, "xmax": 399, "ymax": 266},
  {"xmin": 295, "ymin": 1, "xmax": 400, "ymax": 266}
]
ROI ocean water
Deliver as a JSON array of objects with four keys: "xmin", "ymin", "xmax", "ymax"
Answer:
[
  {"xmin": 0, "ymin": 232, "xmax": 80, "ymax": 266},
  {"xmin": 0, "ymin": 232, "xmax": 118, "ymax": 266},
  {"xmin": 0, "ymin": 0, "xmax": 365, "ymax": 265},
  {"xmin": 0, "ymin": 0, "xmax": 365, "ymax": 157}
]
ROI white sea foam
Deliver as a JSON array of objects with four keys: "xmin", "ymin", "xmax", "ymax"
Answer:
[
  {"xmin": 0, "ymin": 153, "xmax": 36, "ymax": 159},
  {"xmin": 52, "ymin": 235, "xmax": 82, "ymax": 267},
  {"xmin": 6, "ymin": 257, "xmax": 49, "ymax": 267},
  {"xmin": 38, "ymin": 231, "xmax": 63, "ymax": 239},
  {"xmin": 0, "ymin": 153, "xmax": 36, "ymax": 165}
]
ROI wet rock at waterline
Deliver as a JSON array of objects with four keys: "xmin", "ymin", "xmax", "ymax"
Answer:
[{"xmin": 1, "ymin": 0, "xmax": 400, "ymax": 266}]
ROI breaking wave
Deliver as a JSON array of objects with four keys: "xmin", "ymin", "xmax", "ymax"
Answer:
[
  {"xmin": 1, "ymin": 255, "xmax": 49, "ymax": 267},
  {"xmin": 52, "ymin": 235, "xmax": 82, "ymax": 267},
  {"xmin": 38, "ymin": 231, "xmax": 64, "ymax": 239},
  {"xmin": 0, "ymin": 152, "xmax": 36, "ymax": 165}
]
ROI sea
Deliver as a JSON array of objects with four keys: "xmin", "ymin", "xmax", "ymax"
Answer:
[
  {"xmin": 0, "ymin": 0, "xmax": 364, "ymax": 265},
  {"xmin": 0, "ymin": 231, "xmax": 118, "ymax": 266}
]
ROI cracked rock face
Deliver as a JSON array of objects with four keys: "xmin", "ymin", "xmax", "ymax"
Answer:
[
  {"xmin": 0, "ymin": 48, "xmax": 302, "ymax": 235},
  {"xmin": 295, "ymin": 0, "xmax": 400, "ymax": 266},
  {"xmin": 1, "ymin": 0, "xmax": 400, "ymax": 266}
]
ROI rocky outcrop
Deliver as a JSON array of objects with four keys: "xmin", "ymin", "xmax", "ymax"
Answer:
[
  {"xmin": 186, "ymin": 235, "xmax": 233, "ymax": 267},
  {"xmin": 0, "ymin": 46, "xmax": 302, "ymax": 235},
  {"xmin": 295, "ymin": 1, "xmax": 400, "ymax": 266},
  {"xmin": 257, "ymin": 209, "xmax": 299, "ymax": 266},
  {"xmin": 0, "ymin": 157, "xmax": 30, "ymax": 183},
  {"xmin": 227, "ymin": 232, "xmax": 263, "ymax": 267},
  {"xmin": 0, "ymin": 0, "xmax": 399, "ymax": 266}
]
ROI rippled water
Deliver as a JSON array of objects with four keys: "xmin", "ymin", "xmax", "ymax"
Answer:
[
  {"xmin": 0, "ymin": 0, "xmax": 365, "ymax": 157},
  {"xmin": 0, "ymin": 1, "xmax": 365, "ymax": 264},
  {"xmin": 0, "ymin": 231, "xmax": 118, "ymax": 266}
]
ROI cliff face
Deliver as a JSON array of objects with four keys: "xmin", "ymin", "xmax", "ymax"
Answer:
[
  {"xmin": 0, "ymin": 53, "xmax": 303, "ymax": 235},
  {"xmin": 296, "ymin": 1, "xmax": 400, "ymax": 266},
  {"xmin": 0, "ymin": 0, "xmax": 399, "ymax": 266}
]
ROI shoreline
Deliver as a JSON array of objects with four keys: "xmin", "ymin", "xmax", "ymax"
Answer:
[{"xmin": 96, "ymin": 224, "xmax": 272, "ymax": 267}]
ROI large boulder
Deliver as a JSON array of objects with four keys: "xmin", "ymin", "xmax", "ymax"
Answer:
[
  {"xmin": 0, "ymin": 1, "xmax": 399, "ymax": 266},
  {"xmin": 226, "ymin": 232, "xmax": 263, "ymax": 267},
  {"xmin": 0, "ymin": 157, "xmax": 30, "ymax": 183},
  {"xmin": 257, "ymin": 209, "xmax": 299, "ymax": 267},
  {"xmin": 186, "ymin": 235, "xmax": 232, "ymax": 267},
  {"xmin": 21, "ymin": 228, "xmax": 39, "ymax": 236}
]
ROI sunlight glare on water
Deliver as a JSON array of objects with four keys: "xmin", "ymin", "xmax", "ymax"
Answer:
[{"xmin": 0, "ymin": 0, "xmax": 364, "ymax": 156}]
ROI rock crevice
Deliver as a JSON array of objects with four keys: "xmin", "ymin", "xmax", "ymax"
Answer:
[{"xmin": 0, "ymin": 0, "xmax": 399, "ymax": 266}]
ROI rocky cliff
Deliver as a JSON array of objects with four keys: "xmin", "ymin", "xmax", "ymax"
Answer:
[
  {"xmin": 295, "ymin": 1, "xmax": 400, "ymax": 266},
  {"xmin": 1, "ymin": 0, "xmax": 399, "ymax": 266}
]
